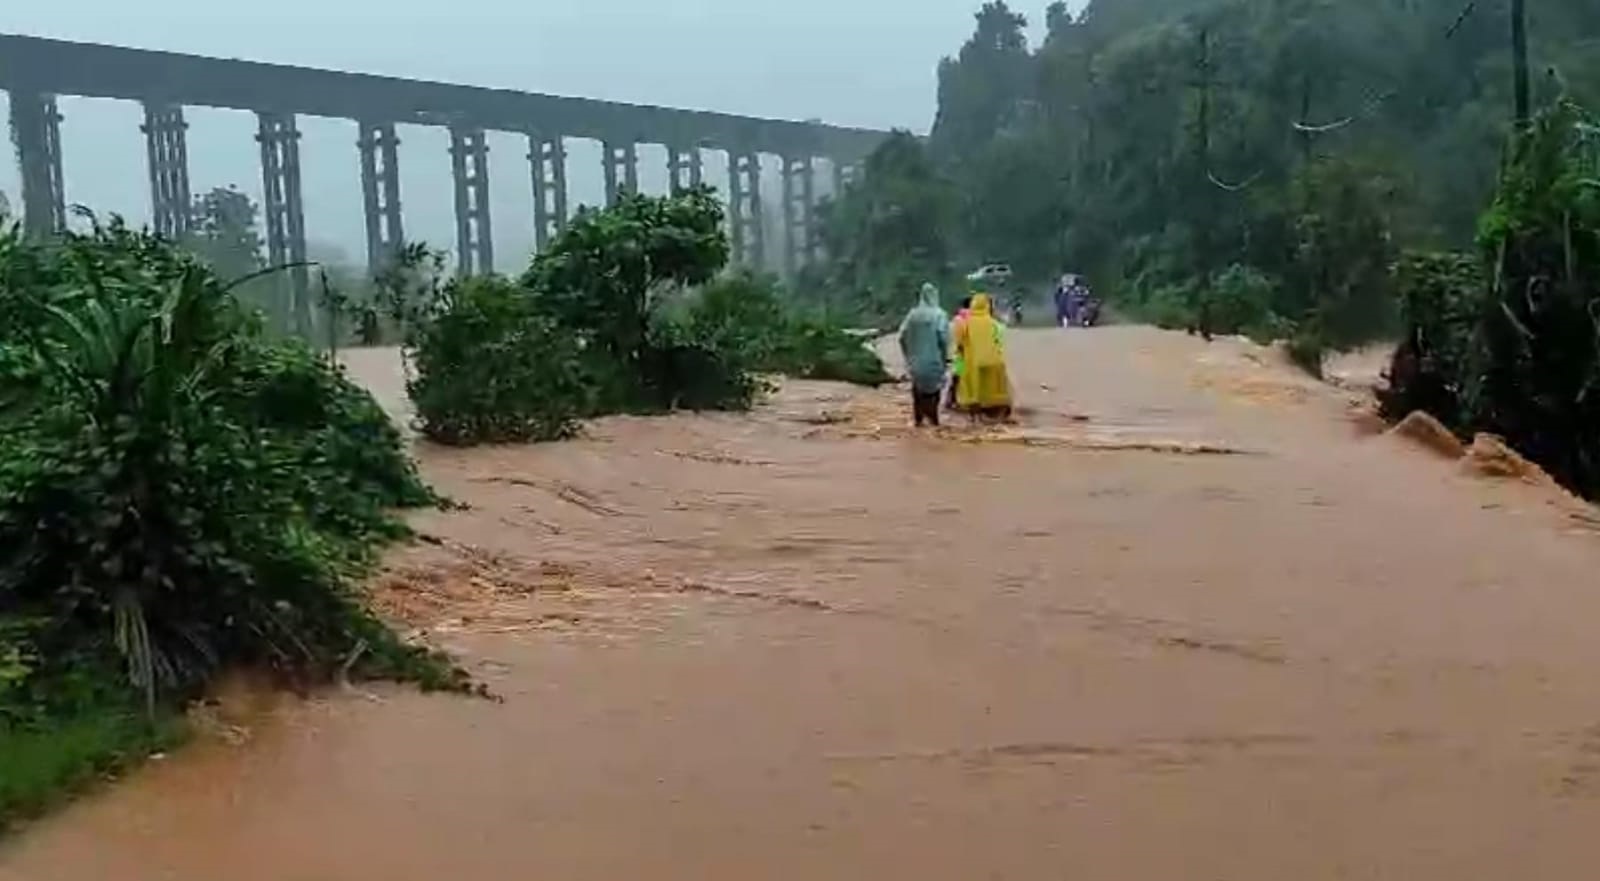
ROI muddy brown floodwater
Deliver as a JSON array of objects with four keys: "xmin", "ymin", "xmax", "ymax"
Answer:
[{"xmin": 7, "ymin": 327, "xmax": 1600, "ymax": 880}]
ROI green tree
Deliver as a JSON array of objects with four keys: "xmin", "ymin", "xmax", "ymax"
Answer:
[
  {"xmin": 931, "ymin": 2, "xmax": 1035, "ymax": 161},
  {"xmin": 182, "ymin": 186, "xmax": 264, "ymax": 280},
  {"xmin": 813, "ymin": 132, "xmax": 958, "ymax": 321}
]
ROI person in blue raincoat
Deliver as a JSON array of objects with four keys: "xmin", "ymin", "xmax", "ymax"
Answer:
[{"xmin": 897, "ymin": 283, "xmax": 951, "ymax": 427}]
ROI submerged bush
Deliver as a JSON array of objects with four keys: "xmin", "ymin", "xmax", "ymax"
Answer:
[
  {"xmin": 406, "ymin": 276, "xmax": 592, "ymax": 444},
  {"xmin": 685, "ymin": 271, "xmax": 892, "ymax": 387},
  {"xmin": 1377, "ymin": 251, "xmax": 1484, "ymax": 426},
  {"xmin": 523, "ymin": 188, "xmax": 731, "ymax": 410},
  {"xmin": 765, "ymin": 315, "xmax": 893, "ymax": 387},
  {"xmin": 399, "ymin": 193, "xmax": 889, "ymax": 447}
]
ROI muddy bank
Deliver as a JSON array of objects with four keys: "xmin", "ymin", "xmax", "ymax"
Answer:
[{"xmin": 5, "ymin": 327, "xmax": 1600, "ymax": 880}]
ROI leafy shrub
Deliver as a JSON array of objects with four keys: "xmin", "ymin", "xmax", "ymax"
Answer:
[
  {"xmin": 1470, "ymin": 101, "xmax": 1600, "ymax": 495},
  {"xmin": 766, "ymin": 316, "xmax": 893, "ymax": 386},
  {"xmin": 1379, "ymin": 102, "xmax": 1600, "ymax": 499},
  {"xmin": 1285, "ymin": 325, "xmax": 1328, "ymax": 379},
  {"xmin": 1377, "ymin": 251, "xmax": 1484, "ymax": 426},
  {"xmin": 684, "ymin": 271, "xmax": 892, "ymax": 387},
  {"xmin": 406, "ymin": 276, "xmax": 592, "ymax": 444},
  {"xmin": 394, "ymin": 190, "xmax": 746, "ymax": 445},
  {"xmin": 682, "ymin": 270, "xmax": 789, "ymax": 365},
  {"xmin": 1284, "ymin": 160, "xmax": 1402, "ymax": 350},
  {"xmin": 1126, "ymin": 266, "xmax": 1284, "ymax": 342},
  {"xmin": 638, "ymin": 317, "xmax": 769, "ymax": 411},
  {"xmin": 397, "ymin": 192, "xmax": 889, "ymax": 447},
  {"xmin": 0, "ymin": 219, "xmax": 455, "ymax": 730},
  {"xmin": 521, "ymin": 188, "xmax": 730, "ymax": 409},
  {"xmin": 1137, "ymin": 281, "xmax": 1199, "ymax": 331},
  {"xmin": 1206, "ymin": 265, "xmax": 1283, "ymax": 342}
]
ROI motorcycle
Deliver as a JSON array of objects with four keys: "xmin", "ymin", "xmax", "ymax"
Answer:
[{"xmin": 1078, "ymin": 297, "xmax": 1102, "ymax": 327}]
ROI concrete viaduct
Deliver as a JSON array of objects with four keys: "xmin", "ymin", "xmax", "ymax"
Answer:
[{"xmin": 0, "ymin": 33, "xmax": 889, "ymax": 293}]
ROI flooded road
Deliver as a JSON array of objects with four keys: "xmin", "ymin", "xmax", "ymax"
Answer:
[{"xmin": 7, "ymin": 327, "xmax": 1600, "ymax": 879}]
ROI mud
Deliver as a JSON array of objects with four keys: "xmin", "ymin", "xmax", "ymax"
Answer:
[{"xmin": 6, "ymin": 327, "xmax": 1600, "ymax": 879}]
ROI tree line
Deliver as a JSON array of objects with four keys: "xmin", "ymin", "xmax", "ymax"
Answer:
[{"xmin": 813, "ymin": 0, "xmax": 1596, "ymax": 349}]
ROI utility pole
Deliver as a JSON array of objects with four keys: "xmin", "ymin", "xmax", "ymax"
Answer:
[
  {"xmin": 1511, "ymin": 0, "xmax": 1530, "ymax": 128},
  {"xmin": 1190, "ymin": 26, "xmax": 1215, "ymax": 341},
  {"xmin": 1298, "ymin": 73, "xmax": 1315, "ymax": 170}
]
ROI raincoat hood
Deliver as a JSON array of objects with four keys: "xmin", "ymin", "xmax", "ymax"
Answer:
[{"xmin": 898, "ymin": 282, "xmax": 952, "ymax": 394}]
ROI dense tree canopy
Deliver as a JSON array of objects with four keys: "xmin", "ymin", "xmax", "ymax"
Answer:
[
  {"xmin": 915, "ymin": 0, "xmax": 1598, "ymax": 294},
  {"xmin": 812, "ymin": 132, "xmax": 960, "ymax": 320}
]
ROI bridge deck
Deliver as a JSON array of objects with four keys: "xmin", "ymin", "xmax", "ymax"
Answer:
[{"xmin": 0, "ymin": 33, "xmax": 886, "ymax": 159}]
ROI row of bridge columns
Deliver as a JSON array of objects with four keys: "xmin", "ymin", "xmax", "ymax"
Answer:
[{"xmin": 6, "ymin": 92, "xmax": 858, "ymax": 291}]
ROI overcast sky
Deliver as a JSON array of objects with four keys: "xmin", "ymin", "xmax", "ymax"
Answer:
[{"xmin": 3, "ymin": 1, "xmax": 1051, "ymax": 266}]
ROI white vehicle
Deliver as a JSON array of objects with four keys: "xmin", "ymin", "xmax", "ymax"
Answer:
[{"xmin": 966, "ymin": 263, "xmax": 1013, "ymax": 288}]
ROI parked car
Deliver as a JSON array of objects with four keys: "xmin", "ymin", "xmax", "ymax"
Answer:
[{"xmin": 966, "ymin": 263, "xmax": 1013, "ymax": 288}]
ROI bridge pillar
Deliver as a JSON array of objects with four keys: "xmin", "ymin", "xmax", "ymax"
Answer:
[
  {"xmin": 781, "ymin": 155, "xmax": 817, "ymax": 276},
  {"xmin": 727, "ymin": 151, "xmax": 764, "ymax": 268},
  {"xmin": 528, "ymin": 134, "xmax": 568, "ymax": 252},
  {"xmin": 256, "ymin": 111, "xmax": 309, "ymax": 333},
  {"xmin": 449, "ymin": 126, "xmax": 494, "ymax": 277},
  {"xmin": 667, "ymin": 144, "xmax": 703, "ymax": 192},
  {"xmin": 602, "ymin": 140, "xmax": 639, "ymax": 207},
  {"xmin": 9, "ymin": 92, "xmax": 66, "ymax": 239},
  {"xmin": 835, "ymin": 160, "xmax": 863, "ymax": 195},
  {"xmin": 357, "ymin": 121, "xmax": 405, "ymax": 276},
  {"xmin": 141, "ymin": 104, "xmax": 191, "ymax": 241}
]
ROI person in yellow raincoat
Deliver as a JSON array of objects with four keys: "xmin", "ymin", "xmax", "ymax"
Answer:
[
  {"xmin": 954, "ymin": 293, "xmax": 1013, "ymax": 419},
  {"xmin": 944, "ymin": 296, "xmax": 972, "ymax": 411}
]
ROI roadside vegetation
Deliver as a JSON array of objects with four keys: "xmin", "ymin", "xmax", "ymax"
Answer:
[
  {"xmin": 1382, "ymin": 101, "xmax": 1600, "ymax": 500},
  {"xmin": 0, "ymin": 217, "xmax": 464, "ymax": 830},
  {"xmin": 364, "ymin": 189, "xmax": 889, "ymax": 447}
]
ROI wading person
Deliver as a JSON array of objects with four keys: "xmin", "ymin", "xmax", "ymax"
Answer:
[
  {"xmin": 898, "ymin": 283, "xmax": 951, "ymax": 428},
  {"xmin": 954, "ymin": 293, "xmax": 1014, "ymax": 421},
  {"xmin": 946, "ymin": 296, "xmax": 973, "ymax": 411}
]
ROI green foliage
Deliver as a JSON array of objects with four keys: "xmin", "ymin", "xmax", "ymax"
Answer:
[
  {"xmin": 1471, "ymin": 101, "xmax": 1600, "ymax": 494},
  {"xmin": 1378, "ymin": 250, "xmax": 1485, "ymax": 426},
  {"xmin": 682, "ymin": 270, "xmax": 790, "ymax": 364},
  {"xmin": 1207, "ymin": 264, "xmax": 1282, "ymax": 341},
  {"xmin": 1133, "ymin": 263, "xmax": 1282, "ymax": 338},
  {"xmin": 1, "ymin": 697, "xmax": 184, "ymax": 831},
  {"xmin": 683, "ymin": 271, "xmax": 892, "ymax": 388},
  {"xmin": 765, "ymin": 316, "xmax": 893, "ymax": 387},
  {"xmin": 398, "ymin": 190, "xmax": 784, "ymax": 446},
  {"xmin": 180, "ymin": 187, "xmax": 305, "ymax": 338},
  {"xmin": 522, "ymin": 188, "xmax": 729, "ymax": 398},
  {"xmin": 638, "ymin": 317, "xmax": 768, "ymax": 412},
  {"xmin": 1382, "ymin": 102, "xmax": 1600, "ymax": 499},
  {"xmin": 181, "ymin": 187, "xmax": 264, "ymax": 281},
  {"xmin": 0, "ymin": 217, "xmax": 458, "ymax": 820},
  {"xmin": 932, "ymin": 2, "xmax": 1036, "ymax": 161},
  {"xmin": 812, "ymin": 133, "xmax": 959, "ymax": 325},
  {"xmin": 908, "ymin": 0, "xmax": 1600, "ymax": 349},
  {"xmin": 406, "ymin": 276, "xmax": 592, "ymax": 444},
  {"xmin": 1283, "ymin": 160, "xmax": 1402, "ymax": 349},
  {"xmin": 1285, "ymin": 327, "xmax": 1328, "ymax": 379}
]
